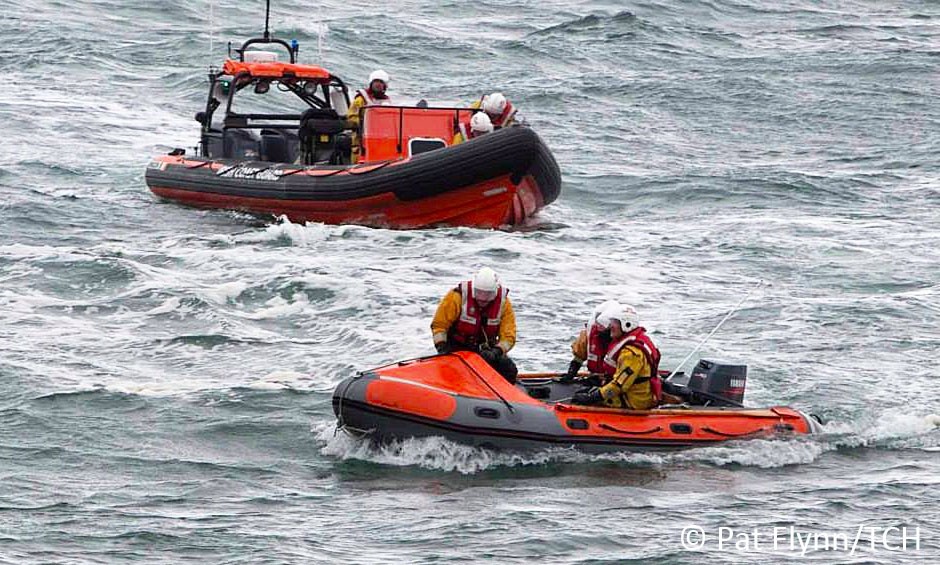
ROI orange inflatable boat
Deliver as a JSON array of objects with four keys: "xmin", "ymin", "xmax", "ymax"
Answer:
[
  {"xmin": 332, "ymin": 352, "xmax": 822, "ymax": 452},
  {"xmin": 145, "ymin": 34, "xmax": 560, "ymax": 229}
]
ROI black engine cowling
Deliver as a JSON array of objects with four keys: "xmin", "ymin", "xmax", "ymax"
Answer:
[{"xmin": 664, "ymin": 359, "xmax": 747, "ymax": 407}]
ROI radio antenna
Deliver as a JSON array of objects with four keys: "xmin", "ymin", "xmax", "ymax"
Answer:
[
  {"xmin": 263, "ymin": 0, "xmax": 271, "ymax": 40},
  {"xmin": 666, "ymin": 280, "xmax": 764, "ymax": 380},
  {"xmin": 208, "ymin": 0, "xmax": 215, "ymax": 62}
]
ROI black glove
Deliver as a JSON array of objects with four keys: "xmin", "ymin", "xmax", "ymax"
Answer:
[
  {"xmin": 435, "ymin": 342, "xmax": 450, "ymax": 354},
  {"xmin": 559, "ymin": 360, "xmax": 582, "ymax": 383},
  {"xmin": 479, "ymin": 347, "xmax": 500, "ymax": 365},
  {"xmin": 581, "ymin": 373, "xmax": 603, "ymax": 387},
  {"xmin": 571, "ymin": 387, "xmax": 603, "ymax": 406}
]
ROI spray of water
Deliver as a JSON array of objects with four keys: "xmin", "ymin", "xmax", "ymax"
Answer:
[{"xmin": 316, "ymin": 412, "xmax": 940, "ymax": 474}]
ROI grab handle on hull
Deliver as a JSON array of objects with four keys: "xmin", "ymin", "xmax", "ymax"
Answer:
[
  {"xmin": 701, "ymin": 426, "xmax": 767, "ymax": 438},
  {"xmin": 474, "ymin": 407, "xmax": 500, "ymax": 419},
  {"xmin": 598, "ymin": 423, "xmax": 662, "ymax": 435}
]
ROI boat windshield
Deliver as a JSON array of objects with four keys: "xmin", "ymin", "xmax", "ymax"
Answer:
[{"xmin": 229, "ymin": 79, "xmax": 305, "ymax": 115}]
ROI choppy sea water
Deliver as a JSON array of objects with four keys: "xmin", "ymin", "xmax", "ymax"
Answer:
[{"xmin": 1, "ymin": 0, "xmax": 939, "ymax": 562}]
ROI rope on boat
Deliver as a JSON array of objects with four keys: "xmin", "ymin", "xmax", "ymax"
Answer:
[{"xmin": 334, "ymin": 372, "xmax": 362, "ymax": 435}]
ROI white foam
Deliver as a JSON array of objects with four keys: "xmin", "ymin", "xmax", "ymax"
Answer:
[
  {"xmin": 674, "ymin": 438, "xmax": 825, "ymax": 468},
  {"xmin": 144, "ymin": 296, "xmax": 183, "ymax": 316},
  {"xmin": 318, "ymin": 423, "xmax": 613, "ymax": 474},
  {"xmin": 821, "ymin": 412, "xmax": 940, "ymax": 447},
  {"xmin": 315, "ymin": 410, "xmax": 940, "ymax": 474},
  {"xmin": 201, "ymin": 281, "xmax": 248, "ymax": 305},
  {"xmin": 102, "ymin": 379, "xmax": 198, "ymax": 398},
  {"xmin": 0, "ymin": 243, "xmax": 75, "ymax": 260},
  {"xmin": 318, "ymin": 423, "xmax": 817, "ymax": 473},
  {"xmin": 232, "ymin": 216, "xmax": 337, "ymax": 246},
  {"xmin": 239, "ymin": 293, "xmax": 311, "ymax": 320},
  {"xmin": 246, "ymin": 370, "xmax": 310, "ymax": 390}
]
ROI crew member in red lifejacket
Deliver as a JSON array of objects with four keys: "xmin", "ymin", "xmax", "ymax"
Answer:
[
  {"xmin": 452, "ymin": 112, "xmax": 494, "ymax": 145},
  {"xmin": 571, "ymin": 304, "xmax": 661, "ymax": 410},
  {"xmin": 562, "ymin": 299, "xmax": 621, "ymax": 383},
  {"xmin": 470, "ymin": 92, "xmax": 518, "ymax": 129},
  {"xmin": 430, "ymin": 267, "xmax": 518, "ymax": 383},
  {"xmin": 346, "ymin": 69, "xmax": 392, "ymax": 162}
]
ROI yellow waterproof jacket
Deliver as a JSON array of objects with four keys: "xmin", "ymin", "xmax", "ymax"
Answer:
[
  {"xmin": 346, "ymin": 93, "xmax": 368, "ymax": 130},
  {"xmin": 431, "ymin": 289, "xmax": 516, "ymax": 353},
  {"xmin": 451, "ymin": 131, "xmax": 467, "ymax": 146},
  {"xmin": 346, "ymin": 94, "xmax": 368, "ymax": 162},
  {"xmin": 570, "ymin": 329, "xmax": 589, "ymax": 363},
  {"xmin": 598, "ymin": 345, "xmax": 656, "ymax": 410}
]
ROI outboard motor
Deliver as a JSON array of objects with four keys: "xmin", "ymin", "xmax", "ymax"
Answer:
[
  {"xmin": 665, "ymin": 359, "xmax": 747, "ymax": 407},
  {"xmin": 688, "ymin": 359, "xmax": 747, "ymax": 406}
]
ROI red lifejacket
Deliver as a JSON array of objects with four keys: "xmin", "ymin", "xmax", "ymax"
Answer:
[
  {"xmin": 492, "ymin": 101, "xmax": 516, "ymax": 129},
  {"xmin": 457, "ymin": 122, "xmax": 480, "ymax": 142},
  {"xmin": 449, "ymin": 281, "xmax": 509, "ymax": 349},
  {"xmin": 585, "ymin": 323, "xmax": 617, "ymax": 377},
  {"xmin": 355, "ymin": 88, "xmax": 391, "ymax": 106},
  {"xmin": 604, "ymin": 327, "xmax": 662, "ymax": 401},
  {"xmin": 476, "ymin": 95, "xmax": 516, "ymax": 129}
]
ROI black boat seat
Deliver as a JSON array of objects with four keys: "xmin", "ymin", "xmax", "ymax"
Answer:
[
  {"xmin": 298, "ymin": 108, "xmax": 348, "ymax": 165},
  {"xmin": 203, "ymin": 129, "xmax": 224, "ymax": 159},
  {"xmin": 260, "ymin": 129, "xmax": 293, "ymax": 164},
  {"xmin": 282, "ymin": 129, "xmax": 300, "ymax": 163},
  {"xmin": 299, "ymin": 108, "xmax": 345, "ymax": 137},
  {"xmin": 223, "ymin": 129, "xmax": 260, "ymax": 160}
]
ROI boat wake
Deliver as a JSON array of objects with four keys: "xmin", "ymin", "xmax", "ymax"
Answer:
[{"xmin": 317, "ymin": 412, "xmax": 940, "ymax": 474}]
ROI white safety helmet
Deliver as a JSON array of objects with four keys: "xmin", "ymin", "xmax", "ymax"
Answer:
[
  {"xmin": 470, "ymin": 112, "xmax": 494, "ymax": 134},
  {"xmin": 605, "ymin": 304, "xmax": 640, "ymax": 333},
  {"xmin": 482, "ymin": 92, "xmax": 507, "ymax": 116},
  {"xmin": 471, "ymin": 267, "xmax": 499, "ymax": 304},
  {"xmin": 368, "ymin": 69, "xmax": 390, "ymax": 86},
  {"xmin": 591, "ymin": 299, "xmax": 621, "ymax": 329}
]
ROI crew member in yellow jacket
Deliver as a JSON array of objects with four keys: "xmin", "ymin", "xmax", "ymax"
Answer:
[
  {"xmin": 571, "ymin": 304, "xmax": 661, "ymax": 410},
  {"xmin": 562, "ymin": 299, "xmax": 620, "ymax": 383},
  {"xmin": 346, "ymin": 70, "xmax": 392, "ymax": 162},
  {"xmin": 431, "ymin": 267, "xmax": 518, "ymax": 383}
]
